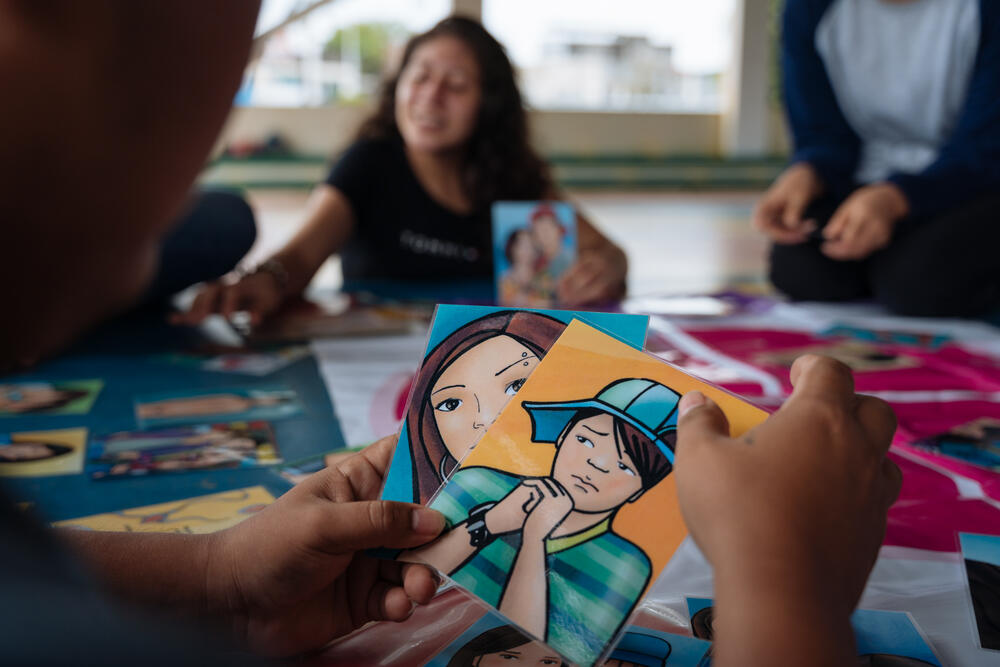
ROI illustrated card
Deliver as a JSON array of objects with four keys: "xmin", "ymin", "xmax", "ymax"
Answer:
[
  {"xmin": 425, "ymin": 610, "xmax": 570, "ymax": 667},
  {"xmin": 86, "ymin": 421, "xmax": 281, "ymax": 479},
  {"xmin": 959, "ymin": 532, "xmax": 1000, "ymax": 651},
  {"xmin": 158, "ymin": 345, "xmax": 311, "ymax": 376},
  {"xmin": 819, "ymin": 324, "xmax": 952, "ymax": 350},
  {"xmin": 407, "ymin": 320, "xmax": 767, "ymax": 667},
  {"xmin": 493, "ymin": 201, "xmax": 577, "ymax": 307},
  {"xmin": 605, "ymin": 626, "xmax": 711, "ymax": 666},
  {"xmin": 54, "ymin": 485, "xmax": 277, "ymax": 534},
  {"xmin": 0, "ymin": 428, "xmax": 87, "ymax": 477},
  {"xmin": 0, "ymin": 380, "xmax": 103, "ymax": 416},
  {"xmin": 380, "ymin": 305, "xmax": 649, "ymax": 506},
  {"xmin": 686, "ymin": 598, "xmax": 942, "ymax": 664},
  {"xmin": 913, "ymin": 418, "xmax": 1000, "ymax": 472},
  {"xmin": 134, "ymin": 386, "xmax": 303, "ymax": 427}
]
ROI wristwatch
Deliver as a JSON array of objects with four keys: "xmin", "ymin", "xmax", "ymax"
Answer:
[{"xmin": 466, "ymin": 502, "xmax": 498, "ymax": 548}]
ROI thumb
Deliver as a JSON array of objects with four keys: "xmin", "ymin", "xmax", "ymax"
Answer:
[
  {"xmin": 677, "ymin": 392, "xmax": 731, "ymax": 446},
  {"xmin": 320, "ymin": 500, "xmax": 446, "ymax": 552}
]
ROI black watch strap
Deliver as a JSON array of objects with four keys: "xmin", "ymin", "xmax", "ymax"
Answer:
[{"xmin": 466, "ymin": 501, "xmax": 498, "ymax": 548}]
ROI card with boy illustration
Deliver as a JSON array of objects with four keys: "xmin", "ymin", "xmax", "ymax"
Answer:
[
  {"xmin": 405, "ymin": 320, "xmax": 767, "ymax": 667},
  {"xmin": 134, "ymin": 386, "xmax": 303, "ymax": 428},
  {"xmin": 379, "ymin": 305, "xmax": 649, "ymax": 507},
  {"xmin": 87, "ymin": 421, "xmax": 281, "ymax": 479},
  {"xmin": 493, "ymin": 201, "xmax": 576, "ymax": 307},
  {"xmin": 687, "ymin": 598, "xmax": 942, "ymax": 664},
  {"xmin": 0, "ymin": 428, "xmax": 88, "ymax": 478}
]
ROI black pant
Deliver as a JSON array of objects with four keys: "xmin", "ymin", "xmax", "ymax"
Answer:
[
  {"xmin": 142, "ymin": 189, "xmax": 257, "ymax": 304},
  {"xmin": 769, "ymin": 193, "xmax": 1000, "ymax": 317}
]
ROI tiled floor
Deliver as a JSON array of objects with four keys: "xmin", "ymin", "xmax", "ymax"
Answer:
[{"xmin": 244, "ymin": 188, "xmax": 772, "ymax": 297}]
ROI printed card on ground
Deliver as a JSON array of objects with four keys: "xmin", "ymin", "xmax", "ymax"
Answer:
[
  {"xmin": 134, "ymin": 386, "xmax": 303, "ymax": 428},
  {"xmin": 0, "ymin": 380, "xmax": 103, "ymax": 416},
  {"xmin": 913, "ymin": 418, "xmax": 1000, "ymax": 472},
  {"xmin": 959, "ymin": 532, "xmax": 1000, "ymax": 651},
  {"xmin": 406, "ymin": 320, "xmax": 767, "ymax": 667},
  {"xmin": 493, "ymin": 202, "xmax": 577, "ymax": 308},
  {"xmin": 0, "ymin": 428, "xmax": 87, "ymax": 477},
  {"xmin": 87, "ymin": 421, "xmax": 281, "ymax": 479},
  {"xmin": 686, "ymin": 598, "xmax": 942, "ymax": 665},
  {"xmin": 54, "ymin": 485, "xmax": 277, "ymax": 534},
  {"xmin": 380, "ymin": 305, "xmax": 649, "ymax": 507}
]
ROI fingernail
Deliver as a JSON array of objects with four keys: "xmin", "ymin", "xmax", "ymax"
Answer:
[
  {"xmin": 412, "ymin": 508, "xmax": 445, "ymax": 536},
  {"xmin": 678, "ymin": 391, "xmax": 706, "ymax": 417}
]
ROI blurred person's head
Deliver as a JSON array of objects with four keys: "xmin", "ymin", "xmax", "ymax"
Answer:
[
  {"xmin": 0, "ymin": 2, "xmax": 257, "ymax": 372},
  {"xmin": 358, "ymin": 16, "xmax": 552, "ymax": 212}
]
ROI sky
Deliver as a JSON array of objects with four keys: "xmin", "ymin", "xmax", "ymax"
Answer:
[{"xmin": 256, "ymin": 0, "xmax": 737, "ymax": 75}]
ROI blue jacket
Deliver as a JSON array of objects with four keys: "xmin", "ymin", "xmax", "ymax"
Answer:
[{"xmin": 783, "ymin": 0, "xmax": 1000, "ymax": 218}]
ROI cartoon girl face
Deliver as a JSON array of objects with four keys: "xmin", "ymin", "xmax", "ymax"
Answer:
[
  {"xmin": 429, "ymin": 334, "xmax": 539, "ymax": 463},
  {"xmin": 474, "ymin": 640, "xmax": 563, "ymax": 666},
  {"xmin": 552, "ymin": 413, "xmax": 644, "ymax": 513},
  {"xmin": 0, "ymin": 442, "xmax": 62, "ymax": 462}
]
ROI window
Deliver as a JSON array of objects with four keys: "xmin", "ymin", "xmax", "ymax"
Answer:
[
  {"xmin": 239, "ymin": 0, "xmax": 450, "ymax": 107},
  {"xmin": 483, "ymin": 0, "xmax": 737, "ymax": 113}
]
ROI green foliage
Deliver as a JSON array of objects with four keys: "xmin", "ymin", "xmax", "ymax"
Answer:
[{"xmin": 323, "ymin": 22, "xmax": 406, "ymax": 75}]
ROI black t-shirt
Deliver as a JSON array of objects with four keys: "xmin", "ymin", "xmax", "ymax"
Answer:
[{"xmin": 325, "ymin": 136, "xmax": 493, "ymax": 282}]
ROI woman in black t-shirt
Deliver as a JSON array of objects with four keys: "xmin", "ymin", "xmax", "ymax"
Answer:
[{"xmin": 178, "ymin": 17, "xmax": 627, "ymax": 325}]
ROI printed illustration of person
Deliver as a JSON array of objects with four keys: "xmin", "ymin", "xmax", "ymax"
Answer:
[
  {"xmin": 498, "ymin": 229, "xmax": 551, "ymax": 307},
  {"xmin": 405, "ymin": 310, "xmax": 566, "ymax": 504},
  {"xmin": 444, "ymin": 624, "xmax": 568, "ymax": 667},
  {"xmin": 0, "ymin": 384, "xmax": 89, "ymax": 414},
  {"xmin": 136, "ymin": 391, "xmax": 291, "ymax": 420},
  {"xmin": 406, "ymin": 378, "xmax": 680, "ymax": 666},
  {"xmin": 529, "ymin": 204, "xmax": 572, "ymax": 278},
  {"xmin": 0, "ymin": 441, "xmax": 73, "ymax": 463},
  {"xmin": 603, "ymin": 630, "xmax": 672, "ymax": 667}
]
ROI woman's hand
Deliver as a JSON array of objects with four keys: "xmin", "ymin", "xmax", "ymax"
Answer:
[
  {"xmin": 205, "ymin": 436, "xmax": 445, "ymax": 657},
  {"xmin": 752, "ymin": 162, "xmax": 826, "ymax": 244},
  {"xmin": 558, "ymin": 249, "xmax": 628, "ymax": 306},
  {"xmin": 171, "ymin": 270, "xmax": 285, "ymax": 327},
  {"xmin": 674, "ymin": 355, "xmax": 901, "ymax": 667},
  {"xmin": 821, "ymin": 183, "xmax": 909, "ymax": 260}
]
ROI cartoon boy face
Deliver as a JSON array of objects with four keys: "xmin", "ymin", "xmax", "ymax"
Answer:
[
  {"xmin": 430, "ymin": 335, "xmax": 540, "ymax": 462},
  {"xmin": 551, "ymin": 413, "xmax": 644, "ymax": 514}
]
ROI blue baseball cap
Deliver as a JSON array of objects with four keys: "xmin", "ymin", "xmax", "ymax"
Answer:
[
  {"xmin": 521, "ymin": 378, "xmax": 681, "ymax": 464},
  {"xmin": 607, "ymin": 631, "xmax": 672, "ymax": 666}
]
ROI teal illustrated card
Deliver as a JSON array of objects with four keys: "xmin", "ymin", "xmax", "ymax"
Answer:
[{"xmin": 379, "ymin": 305, "xmax": 649, "ymax": 506}]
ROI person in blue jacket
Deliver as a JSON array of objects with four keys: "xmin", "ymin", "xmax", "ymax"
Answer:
[{"xmin": 753, "ymin": 0, "xmax": 1000, "ymax": 317}]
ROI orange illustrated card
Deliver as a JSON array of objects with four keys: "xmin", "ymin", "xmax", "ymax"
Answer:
[{"xmin": 405, "ymin": 319, "xmax": 768, "ymax": 667}]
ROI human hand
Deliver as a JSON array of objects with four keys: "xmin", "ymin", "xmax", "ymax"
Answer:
[
  {"xmin": 674, "ymin": 355, "xmax": 900, "ymax": 621},
  {"xmin": 557, "ymin": 250, "xmax": 627, "ymax": 306},
  {"xmin": 484, "ymin": 482, "xmax": 537, "ymax": 535},
  {"xmin": 205, "ymin": 435, "xmax": 446, "ymax": 657},
  {"xmin": 520, "ymin": 478, "xmax": 574, "ymax": 542},
  {"xmin": 821, "ymin": 183, "xmax": 909, "ymax": 260},
  {"xmin": 170, "ymin": 270, "xmax": 284, "ymax": 327},
  {"xmin": 752, "ymin": 162, "xmax": 825, "ymax": 244}
]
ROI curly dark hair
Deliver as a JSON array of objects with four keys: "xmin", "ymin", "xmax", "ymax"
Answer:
[{"xmin": 356, "ymin": 16, "xmax": 553, "ymax": 213}]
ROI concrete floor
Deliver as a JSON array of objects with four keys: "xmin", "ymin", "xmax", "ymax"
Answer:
[{"xmin": 243, "ymin": 188, "xmax": 772, "ymax": 297}]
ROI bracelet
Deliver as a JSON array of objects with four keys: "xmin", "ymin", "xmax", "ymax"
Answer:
[
  {"xmin": 466, "ymin": 501, "xmax": 498, "ymax": 548},
  {"xmin": 242, "ymin": 258, "xmax": 289, "ymax": 293}
]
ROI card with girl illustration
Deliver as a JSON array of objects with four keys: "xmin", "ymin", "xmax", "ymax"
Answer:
[
  {"xmin": 493, "ymin": 202, "xmax": 576, "ymax": 307},
  {"xmin": 379, "ymin": 305, "xmax": 649, "ymax": 507},
  {"xmin": 404, "ymin": 320, "xmax": 768, "ymax": 667}
]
